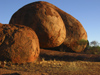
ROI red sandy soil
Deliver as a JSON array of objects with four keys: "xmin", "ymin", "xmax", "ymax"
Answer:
[{"xmin": 0, "ymin": 49, "xmax": 100, "ymax": 75}]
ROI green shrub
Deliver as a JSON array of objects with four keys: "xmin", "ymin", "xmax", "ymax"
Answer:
[
  {"xmin": 85, "ymin": 46, "xmax": 100, "ymax": 54},
  {"xmin": 77, "ymin": 39, "xmax": 88, "ymax": 45}
]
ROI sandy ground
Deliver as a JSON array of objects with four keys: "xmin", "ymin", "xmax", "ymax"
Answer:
[
  {"xmin": 0, "ymin": 68, "xmax": 40, "ymax": 75},
  {"xmin": 0, "ymin": 49, "xmax": 100, "ymax": 75}
]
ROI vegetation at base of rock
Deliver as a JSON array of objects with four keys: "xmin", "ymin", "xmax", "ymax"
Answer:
[
  {"xmin": 84, "ymin": 46, "xmax": 100, "ymax": 54},
  {"xmin": 77, "ymin": 39, "xmax": 88, "ymax": 45}
]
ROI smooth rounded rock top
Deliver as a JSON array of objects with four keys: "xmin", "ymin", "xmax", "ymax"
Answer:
[{"xmin": 9, "ymin": 2, "xmax": 66, "ymax": 48}]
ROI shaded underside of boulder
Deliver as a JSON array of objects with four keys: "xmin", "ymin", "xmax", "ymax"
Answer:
[
  {"xmin": 0, "ymin": 23, "xmax": 40, "ymax": 63},
  {"xmin": 9, "ymin": 2, "xmax": 66, "ymax": 48}
]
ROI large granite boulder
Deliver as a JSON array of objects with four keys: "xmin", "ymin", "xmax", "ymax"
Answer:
[
  {"xmin": 35, "ymin": 1, "xmax": 87, "ymax": 52},
  {"xmin": 9, "ymin": 1, "xmax": 87, "ymax": 52},
  {"xmin": 9, "ymin": 2, "xmax": 66, "ymax": 48},
  {"xmin": 0, "ymin": 23, "xmax": 40, "ymax": 63}
]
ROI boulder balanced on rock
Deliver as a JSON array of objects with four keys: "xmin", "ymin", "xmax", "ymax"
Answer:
[
  {"xmin": 0, "ymin": 23, "xmax": 40, "ymax": 63},
  {"xmin": 9, "ymin": 1, "xmax": 87, "ymax": 52}
]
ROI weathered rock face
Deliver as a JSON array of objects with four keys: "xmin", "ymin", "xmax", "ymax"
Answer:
[
  {"xmin": 34, "ymin": 1, "xmax": 87, "ymax": 52},
  {"xmin": 0, "ymin": 23, "xmax": 40, "ymax": 63},
  {"xmin": 9, "ymin": 2, "xmax": 66, "ymax": 48},
  {"xmin": 9, "ymin": 1, "xmax": 87, "ymax": 52}
]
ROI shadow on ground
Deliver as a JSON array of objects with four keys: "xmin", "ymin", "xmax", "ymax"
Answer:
[
  {"xmin": 40, "ymin": 49, "xmax": 100, "ymax": 62},
  {"xmin": 2, "ymin": 73, "xmax": 20, "ymax": 75}
]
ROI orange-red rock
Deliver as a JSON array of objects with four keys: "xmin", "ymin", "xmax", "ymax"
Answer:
[
  {"xmin": 9, "ymin": 1, "xmax": 87, "ymax": 52},
  {"xmin": 36, "ymin": 1, "xmax": 87, "ymax": 52},
  {"xmin": 9, "ymin": 2, "xmax": 66, "ymax": 48},
  {"xmin": 0, "ymin": 23, "xmax": 40, "ymax": 63}
]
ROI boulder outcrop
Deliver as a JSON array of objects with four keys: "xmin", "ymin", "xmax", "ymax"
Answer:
[
  {"xmin": 9, "ymin": 2, "xmax": 66, "ymax": 48},
  {"xmin": 0, "ymin": 23, "xmax": 40, "ymax": 63},
  {"xmin": 35, "ymin": 1, "xmax": 88, "ymax": 52},
  {"xmin": 9, "ymin": 1, "xmax": 87, "ymax": 52}
]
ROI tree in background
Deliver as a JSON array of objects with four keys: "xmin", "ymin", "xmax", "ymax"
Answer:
[
  {"xmin": 84, "ymin": 40, "xmax": 100, "ymax": 54},
  {"xmin": 90, "ymin": 41, "xmax": 99, "ymax": 47}
]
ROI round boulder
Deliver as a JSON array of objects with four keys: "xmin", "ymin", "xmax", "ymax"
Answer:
[
  {"xmin": 9, "ymin": 2, "xmax": 66, "ymax": 48},
  {"xmin": 56, "ymin": 6, "xmax": 87, "ymax": 52},
  {"xmin": 35, "ymin": 1, "xmax": 88, "ymax": 52},
  {"xmin": 0, "ymin": 23, "xmax": 40, "ymax": 63}
]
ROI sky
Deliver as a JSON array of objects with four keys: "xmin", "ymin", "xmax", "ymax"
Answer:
[{"xmin": 0, "ymin": 0, "xmax": 100, "ymax": 43}]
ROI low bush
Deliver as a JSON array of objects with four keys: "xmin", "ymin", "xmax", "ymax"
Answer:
[{"xmin": 84, "ymin": 46, "xmax": 100, "ymax": 55}]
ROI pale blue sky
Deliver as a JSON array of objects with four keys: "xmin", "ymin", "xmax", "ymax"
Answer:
[{"xmin": 0, "ymin": 0, "xmax": 100, "ymax": 43}]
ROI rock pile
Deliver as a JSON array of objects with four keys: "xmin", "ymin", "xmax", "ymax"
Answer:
[
  {"xmin": 9, "ymin": 1, "xmax": 87, "ymax": 52},
  {"xmin": 0, "ymin": 1, "xmax": 88, "ymax": 64}
]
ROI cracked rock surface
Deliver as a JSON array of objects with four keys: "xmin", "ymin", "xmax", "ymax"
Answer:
[{"xmin": 0, "ymin": 23, "xmax": 40, "ymax": 64}]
